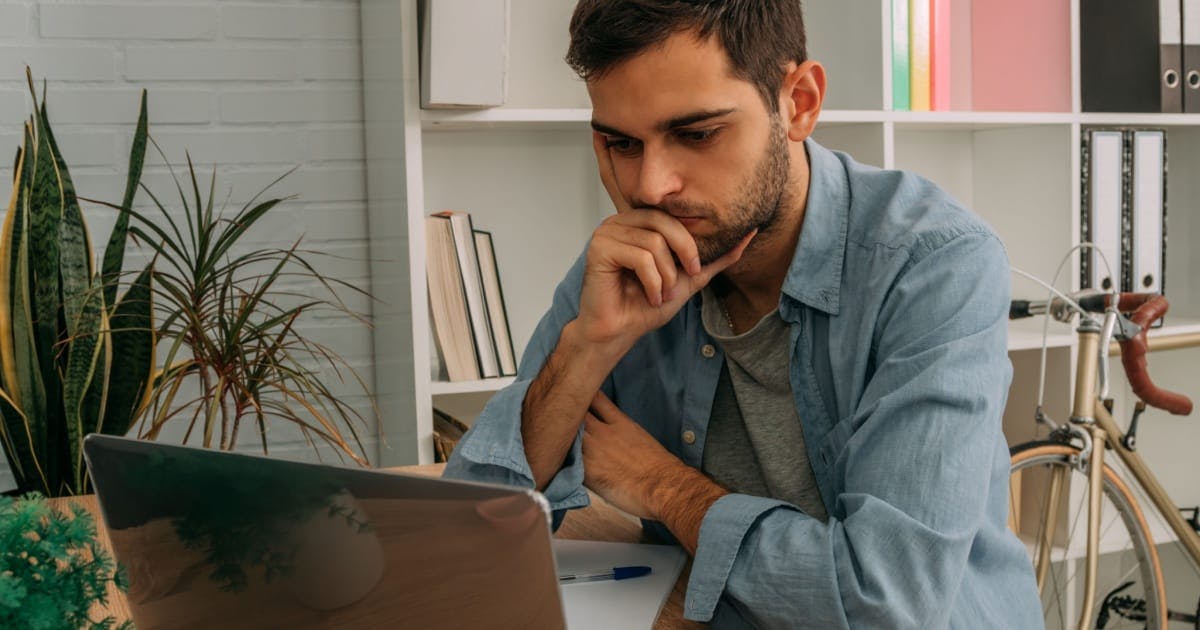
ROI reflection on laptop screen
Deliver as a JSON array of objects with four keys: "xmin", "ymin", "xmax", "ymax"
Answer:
[{"xmin": 83, "ymin": 434, "xmax": 566, "ymax": 629}]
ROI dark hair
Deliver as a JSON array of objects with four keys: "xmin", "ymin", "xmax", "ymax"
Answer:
[{"xmin": 566, "ymin": 0, "xmax": 807, "ymax": 111}]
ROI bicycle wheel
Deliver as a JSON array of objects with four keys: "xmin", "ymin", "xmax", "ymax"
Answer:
[{"xmin": 1010, "ymin": 441, "xmax": 1166, "ymax": 629}]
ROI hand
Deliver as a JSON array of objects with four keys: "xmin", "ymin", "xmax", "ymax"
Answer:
[
  {"xmin": 577, "ymin": 133, "xmax": 756, "ymax": 349},
  {"xmin": 581, "ymin": 392, "xmax": 680, "ymax": 520}
]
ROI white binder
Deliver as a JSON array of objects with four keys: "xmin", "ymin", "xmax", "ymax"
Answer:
[
  {"xmin": 420, "ymin": 0, "xmax": 510, "ymax": 108},
  {"xmin": 1085, "ymin": 130, "xmax": 1125, "ymax": 292},
  {"xmin": 1129, "ymin": 130, "xmax": 1166, "ymax": 293}
]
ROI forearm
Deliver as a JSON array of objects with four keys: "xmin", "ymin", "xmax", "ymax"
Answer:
[
  {"xmin": 650, "ymin": 462, "xmax": 729, "ymax": 554},
  {"xmin": 522, "ymin": 319, "xmax": 631, "ymax": 490}
]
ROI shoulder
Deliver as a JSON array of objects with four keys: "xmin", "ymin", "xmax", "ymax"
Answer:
[{"xmin": 835, "ymin": 151, "xmax": 1007, "ymax": 271}]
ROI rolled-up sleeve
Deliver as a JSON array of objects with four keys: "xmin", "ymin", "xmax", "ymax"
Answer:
[
  {"xmin": 443, "ymin": 252, "xmax": 594, "ymax": 529},
  {"xmin": 684, "ymin": 231, "xmax": 1014, "ymax": 628}
]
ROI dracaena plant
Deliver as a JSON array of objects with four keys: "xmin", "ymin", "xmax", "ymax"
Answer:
[
  {"xmin": 93, "ymin": 143, "xmax": 376, "ymax": 467},
  {"xmin": 0, "ymin": 70, "xmax": 153, "ymax": 497}
]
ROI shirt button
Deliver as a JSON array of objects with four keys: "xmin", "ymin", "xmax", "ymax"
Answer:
[
  {"xmin": 701, "ymin": 344, "xmax": 716, "ymax": 358},
  {"xmin": 682, "ymin": 430, "xmax": 696, "ymax": 445}
]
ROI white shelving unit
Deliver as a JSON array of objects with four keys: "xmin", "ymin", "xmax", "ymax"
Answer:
[{"xmin": 361, "ymin": 0, "xmax": 1200, "ymax": 531}]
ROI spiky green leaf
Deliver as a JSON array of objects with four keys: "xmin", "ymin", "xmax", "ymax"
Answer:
[
  {"xmin": 105, "ymin": 265, "xmax": 154, "ymax": 437},
  {"xmin": 43, "ymin": 102, "xmax": 92, "ymax": 340},
  {"xmin": 101, "ymin": 90, "xmax": 147, "ymax": 311},
  {"xmin": 62, "ymin": 279, "xmax": 105, "ymax": 492}
]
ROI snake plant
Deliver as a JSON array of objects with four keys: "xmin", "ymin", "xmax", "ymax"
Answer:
[{"xmin": 0, "ymin": 70, "xmax": 153, "ymax": 497}]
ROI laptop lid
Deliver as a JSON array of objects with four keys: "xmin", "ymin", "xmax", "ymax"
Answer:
[{"xmin": 83, "ymin": 434, "xmax": 566, "ymax": 629}]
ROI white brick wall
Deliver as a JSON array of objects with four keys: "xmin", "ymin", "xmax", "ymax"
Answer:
[{"xmin": 0, "ymin": 0, "xmax": 374, "ymax": 491}]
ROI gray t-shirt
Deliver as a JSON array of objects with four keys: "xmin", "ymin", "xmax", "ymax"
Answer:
[{"xmin": 699, "ymin": 286, "xmax": 828, "ymax": 522}]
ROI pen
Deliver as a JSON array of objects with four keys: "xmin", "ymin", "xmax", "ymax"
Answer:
[{"xmin": 558, "ymin": 565, "xmax": 652, "ymax": 584}]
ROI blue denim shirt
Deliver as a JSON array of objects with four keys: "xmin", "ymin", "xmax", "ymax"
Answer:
[{"xmin": 445, "ymin": 139, "xmax": 1042, "ymax": 629}]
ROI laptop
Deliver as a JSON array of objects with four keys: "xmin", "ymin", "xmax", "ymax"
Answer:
[{"xmin": 83, "ymin": 434, "xmax": 567, "ymax": 629}]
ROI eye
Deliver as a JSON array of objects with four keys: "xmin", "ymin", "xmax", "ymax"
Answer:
[
  {"xmin": 604, "ymin": 136, "xmax": 641, "ymax": 156},
  {"xmin": 676, "ymin": 127, "xmax": 721, "ymax": 145}
]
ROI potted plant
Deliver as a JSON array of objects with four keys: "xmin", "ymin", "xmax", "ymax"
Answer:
[
  {"xmin": 0, "ymin": 70, "xmax": 153, "ymax": 498},
  {"xmin": 0, "ymin": 492, "xmax": 130, "ymax": 629},
  {"xmin": 0, "ymin": 70, "xmax": 376, "ymax": 500}
]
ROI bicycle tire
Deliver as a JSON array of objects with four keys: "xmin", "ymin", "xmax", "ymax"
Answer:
[{"xmin": 1010, "ymin": 441, "xmax": 1166, "ymax": 629}]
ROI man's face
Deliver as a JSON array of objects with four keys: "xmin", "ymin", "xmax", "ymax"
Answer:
[{"xmin": 588, "ymin": 32, "xmax": 791, "ymax": 264}]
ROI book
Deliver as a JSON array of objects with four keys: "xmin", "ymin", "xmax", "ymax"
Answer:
[
  {"xmin": 420, "ymin": 0, "xmax": 510, "ymax": 108},
  {"xmin": 473, "ymin": 230, "xmax": 517, "ymax": 376},
  {"xmin": 425, "ymin": 215, "xmax": 481, "ymax": 381},
  {"xmin": 1080, "ymin": 130, "xmax": 1125, "ymax": 293},
  {"xmin": 930, "ymin": 0, "xmax": 951, "ymax": 111},
  {"xmin": 1128, "ymin": 129, "xmax": 1167, "ymax": 304},
  {"xmin": 891, "ymin": 0, "xmax": 911, "ymax": 111},
  {"xmin": 973, "ymin": 0, "xmax": 1070, "ymax": 111},
  {"xmin": 908, "ymin": 0, "xmax": 931, "ymax": 111},
  {"xmin": 1081, "ymin": 0, "xmax": 1182, "ymax": 112},
  {"xmin": 434, "ymin": 211, "xmax": 501, "ymax": 379},
  {"xmin": 1186, "ymin": 0, "xmax": 1200, "ymax": 111}
]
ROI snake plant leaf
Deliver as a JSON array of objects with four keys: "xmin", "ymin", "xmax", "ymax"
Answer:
[
  {"xmin": 101, "ymin": 90, "xmax": 147, "ymax": 312},
  {"xmin": 105, "ymin": 265, "xmax": 154, "ymax": 437},
  {"xmin": 63, "ymin": 279, "xmax": 105, "ymax": 492},
  {"xmin": 42, "ymin": 102, "xmax": 92, "ymax": 340},
  {"xmin": 0, "ymin": 154, "xmax": 46, "ymax": 495},
  {"xmin": 28, "ymin": 94, "xmax": 64, "ymax": 399},
  {"xmin": 12, "ymin": 169, "xmax": 49, "ymax": 489}
]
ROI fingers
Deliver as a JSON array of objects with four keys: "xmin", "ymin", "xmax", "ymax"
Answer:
[
  {"xmin": 592, "ymin": 132, "xmax": 633, "ymax": 214},
  {"xmin": 589, "ymin": 391, "xmax": 620, "ymax": 421},
  {"xmin": 614, "ymin": 211, "xmax": 702, "ymax": 277},
  {"xmin": 604, "ymin": 224, "xmax": 678, "ymax": 301}
]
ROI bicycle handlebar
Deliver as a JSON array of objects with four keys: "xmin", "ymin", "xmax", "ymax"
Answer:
[
  {"xmin": 1107, "ymin": 293, "xmax": 1193, "ymax": 416},
  {"xmin": 1010, "ymin": 292, "xmax": 1194, "ymax": 416}
]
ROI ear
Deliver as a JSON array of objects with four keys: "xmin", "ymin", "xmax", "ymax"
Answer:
[{"xmin": 777, "ymin": 60, "xmax": 826, "ymax": 142}]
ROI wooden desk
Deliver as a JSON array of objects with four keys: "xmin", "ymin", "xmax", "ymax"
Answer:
[{"xmin": 53, "ymin": 463, "xmax": 701, "ymax": 629}]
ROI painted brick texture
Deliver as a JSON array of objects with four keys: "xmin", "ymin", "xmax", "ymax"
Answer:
[{"xmin": 0, "ymin": 0, "xmax": 374, "ymax": 489}]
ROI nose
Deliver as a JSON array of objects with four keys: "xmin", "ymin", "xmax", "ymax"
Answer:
[{"xmin": 633, "ymin": 144, "xmax": 683, "ymax": 208}]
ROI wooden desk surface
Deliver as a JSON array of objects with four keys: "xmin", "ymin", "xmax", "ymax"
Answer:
[{"xmin": 53, "ymin": 462, "xmax": 701, "ymax": 629}]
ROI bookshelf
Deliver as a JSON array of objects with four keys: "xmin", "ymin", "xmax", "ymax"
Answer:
[{"xmin": 361, "ymin": 0, "xmax": 1200, "ymax": 547}]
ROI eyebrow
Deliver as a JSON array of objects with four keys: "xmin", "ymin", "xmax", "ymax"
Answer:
[{"xmin": 590, "ymin": 108, "xmax": 738, "ymax": 137}]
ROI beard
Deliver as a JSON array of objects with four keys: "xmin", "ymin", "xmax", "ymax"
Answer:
[{"xmin": 658, "ymin": 116, "xmax": 791, "ymax": 264}]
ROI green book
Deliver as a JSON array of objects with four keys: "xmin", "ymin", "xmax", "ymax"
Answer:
[{"xmin": 892, "ymin": 0, "xmax": 911, "ymax": 111}]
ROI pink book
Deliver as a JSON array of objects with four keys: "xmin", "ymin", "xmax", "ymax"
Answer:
[
  {"xmin": 971, "ymin": 0, "xmax": 1071, "ymax": 112},
  {"xmin": 930, "ymin": 0, "xmax": 951, "ymax": 110}
]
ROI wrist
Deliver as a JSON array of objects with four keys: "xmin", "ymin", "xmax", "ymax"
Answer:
[
  {"xmin": 562, "ymin": 318, "xmax": 636, "ymax": 370},
  {"xmin": 646, "ymin": 461, "xmax": 727, "ymax": 528}
]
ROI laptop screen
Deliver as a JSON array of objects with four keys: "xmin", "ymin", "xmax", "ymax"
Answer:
[{"xmin": 83, "ymin": 434, "xmax": 566, "ymax": 629}]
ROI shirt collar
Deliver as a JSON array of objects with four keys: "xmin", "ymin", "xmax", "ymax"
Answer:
[{"xmin": 780, "ymin": 138, "xmax": 850, "ymax": 317}]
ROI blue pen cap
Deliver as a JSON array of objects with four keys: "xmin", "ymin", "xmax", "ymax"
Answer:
[{"xmin": 612, "ymin": 566, "xmax": 652, "ymax": 580}]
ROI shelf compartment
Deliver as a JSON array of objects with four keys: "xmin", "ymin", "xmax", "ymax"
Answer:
[{"xmin": 431, "ymin": 377, "xmax": 516, "ymax": 396}]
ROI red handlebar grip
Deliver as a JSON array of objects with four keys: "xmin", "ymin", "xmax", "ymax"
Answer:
[{"xmin": 1117, "ymin": 294, "xmax": 1194, "ymax": 415}]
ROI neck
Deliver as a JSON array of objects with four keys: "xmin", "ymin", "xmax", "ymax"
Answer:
[{"xmin": 717, "ymin": 143, "xmax": 811, "ymax": 322}]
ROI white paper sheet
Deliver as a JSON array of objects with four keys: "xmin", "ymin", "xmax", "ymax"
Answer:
[{"xmin": 553, "ymin": 539, "xmax": 687, "ymax": 630}]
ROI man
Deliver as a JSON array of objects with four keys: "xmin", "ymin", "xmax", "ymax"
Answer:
[{"xmin": 445, "ymin": 1, "xmax": 1041, "ymax": 627}]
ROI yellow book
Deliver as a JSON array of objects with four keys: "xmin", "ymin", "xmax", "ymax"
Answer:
[{"xmin": 909, "ymin": 0, "xmax": 931, "ymax": 111}]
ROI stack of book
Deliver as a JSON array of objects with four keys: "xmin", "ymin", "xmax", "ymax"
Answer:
[
  {"xmin": 890, "ymin": 0, "xmax": 1070, "ymax": 112},
  {"xmin": 426, "ymin": 211, "xmax": 518, "ymax": 382}
]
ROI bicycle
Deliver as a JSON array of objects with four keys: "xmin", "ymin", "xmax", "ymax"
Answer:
[{"xmin": 1008, "ymin": 289, "xmax": 1200, "ymax": 629}]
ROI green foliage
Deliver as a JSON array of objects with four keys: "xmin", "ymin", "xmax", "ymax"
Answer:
[
  {"xmin": 111, "ymin": 150, "xmax": 376, "ymax": 465},
  {"xmin": 0, "ymin": 69, "xmax": 153, "ymax": 497},
  {"xmin": 0, "ymin": 493, "xmax": 131, "ymax": 630}
]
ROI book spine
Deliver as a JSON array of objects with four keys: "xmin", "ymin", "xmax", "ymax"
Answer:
[
  {"xmin": 930, "ymin": 0, "xmax": 951, "ymax": 110},
  {"xmin": 892, "ymin": 0, "xmax": 911, "ymax": 111},
  {"xmin": 909, "ymin": 0, "xmax": 931, "ymax": 111},
  {"xmin": 440, "ymin": 212, "xmax": 501, "ymax": 378}
]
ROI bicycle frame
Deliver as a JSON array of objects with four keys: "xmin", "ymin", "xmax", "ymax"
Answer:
[{"xmin": 1034, "ymin": 322, "xmax": 1200, "ymax": 628}]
